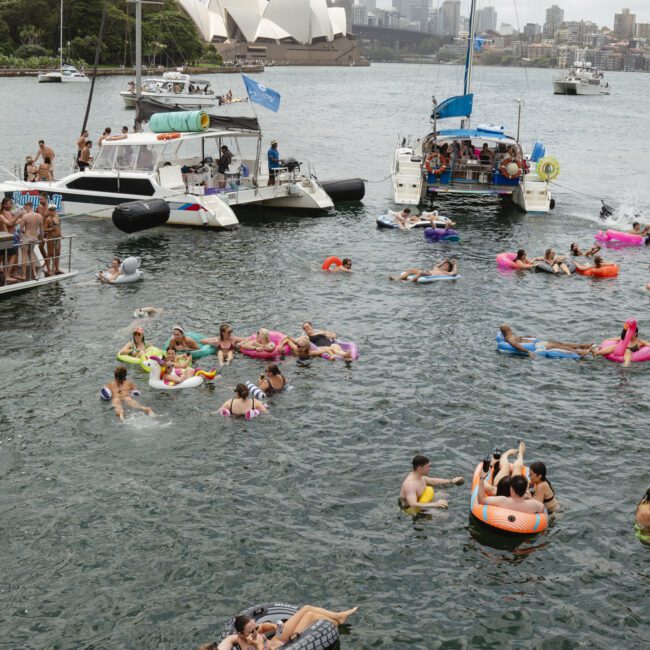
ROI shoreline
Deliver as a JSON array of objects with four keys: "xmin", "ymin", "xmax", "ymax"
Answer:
[{"xmin": 0, "ymin": 65, "xmax": 264, "ymax": 78}]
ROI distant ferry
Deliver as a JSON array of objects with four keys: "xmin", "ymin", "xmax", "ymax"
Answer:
[{"xmin": 553, "ymin": 50, "xmax": 611, "ymax": 96}]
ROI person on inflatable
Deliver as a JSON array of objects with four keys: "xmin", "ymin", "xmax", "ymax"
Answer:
[
  {"xmin": 628, "ymin": 222, "xmax": 650, "ymax": 236},
  {"xmin": 499, "ymin": 324, "xmax": 594, "ymax": 359},
  {"xmin": 118, "ymin": 326, "xmax": 148, "ymax": 360},
  {"xmin": 201, "ymin": 323, "xmax": 244, "ymax": 366},
  {"xmin": 239, "ymin": 328, "xmax": 277, "ymax": 354},
  {"xmin": 279, "ymin": 334, "xmax": 351, "ymax": 361},
  {"xmin": 636, "ymin": 487, "xmax": 650, "ymax": 532},
  {"xmin": 207, "ymin": 605, "xmax": 358, "ymax": 650},
  {"xmin": 593, "ymin": 324, "xmax": 650, "ymax": 367},
  {"xmin": 332, "ymin": 257, "xmax": 353, "ymax": 273},
  {"xmin": 217, "ymin": 383, "xmax": 268, "ymax": 417},
  {"xmin": 99, "ymin": 258, "xmax": 122, "ymax": 283},
  {"xmin": 482, "ymin": 444, "xmax": 522, "ymax": 491},
  {"xmin": 103, "ymin": 365, "xmax": 154, "ymax": 421},
  {"xmin": 394, "ymin": 207, "xmax": 415, "ymax": 230},
  {"xmin": 570, "ymin": 242, "xmax": 601, "ymax": 257},
  {"xmin": 477, "ymin": 470, "xmax": 545, "ymax": 516},
  {"xmin": 168, "ymin": 325, "xmax": 200, "ymax": 355},
  {"xmin": 511, "ymin": 249, "xmax": 535, "ymax": 270},
  {"xmin": 531, "ymin": 248, "xmax": 574, "ymax": 275},
  {"xmin": 389, "ymin": 258, "xmax": 458, "ymax": 282},
  {"xmin": 258, "ymin": 363, "xmax": 287, "ymax": 395},
  {"xmin": 299, "ymin": 322, "xmax": 354, "ymax": 359},
  {"xmin": 399, "ymin": 454, "xmax": 464, "ymax": 510},
  {"xmin": 421, "ymin": 209, "xmax": 456, "ymax": 228},
  {"xmin": 529, "ymin": 461, "xmax": 559, "ymax": 513},
  {"xmin": 160, "ymin": 348, "xmax": 201, "ymax": 384},
  {"xmin": 573, "ymin": 255, "xmax": 613, "ymax": 274}
]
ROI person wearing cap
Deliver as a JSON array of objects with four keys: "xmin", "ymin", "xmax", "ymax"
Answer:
[
  {"xmin": 43, "ymin": 203, "xmax": 62, "ymax": 275},
  {"xmin": 267, "ymin": 139, "xmax": 282, "ymax": 186},
  {"xmin": 168, "ymin": 326, "xmax": 200, "ymax": 354},
  {"xmin": 119, "ymin": 327, "xmax": 149, "ymax": 360}
]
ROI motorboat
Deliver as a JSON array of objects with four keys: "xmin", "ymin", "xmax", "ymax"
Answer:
[
  {"xmin": 0, "ymin": 113, "xmax": 332, "ymax": 231},
  {"xmin": 391, "ymin": 0, "xmax": 555, "ymax": 214},
  {"xmin": 553, "ymin": 51, "xmax": 610, "ymax": 95},
  {"xmin": 37, "ymin": 2, "xmax": 89, "ymax": 83},
  {"xmin": 120, "ymin": 72, "xmax": 217, "ymax": 108}
]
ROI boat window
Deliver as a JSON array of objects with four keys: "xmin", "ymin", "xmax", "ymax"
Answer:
[
  {"xmin": 134, "ymin": 146, "xmax": 161, "ymax": 171},
  {"xmin": 93, "ymin": 146, "xmax": 117, "ymax": 170},
  {"xmin": 65, "ymin": 176, "xmax": 155, "ymax": 195}
]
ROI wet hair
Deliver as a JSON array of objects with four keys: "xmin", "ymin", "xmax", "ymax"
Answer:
[
  {"xmin": 342, "ymin": 258, "xmax": 352, "ymax": 267},
  {"xmin": 593, "ymin": 255, "xmax": 603, "ymax": 267},
  {"xmin": 510, "ymin": 475, "xmax": 528, "ymax": 497},
  {"xmin": 496, "ymin": 476, "xmax": 511, "ymax": 497},
  {"xmin": 412, "ymin": 454, "xmax": 430, "ymax": 470},
  {"xmin": 220, "ymin": 323, "xmax": 232, "ymax": 337},
  {"xmin": 403, "ymin": 208, "xmax": 411, "ymax": 214},
  {"xmin": 499, "ymin": 323, "xmax": 510, "ymax": 337},
  {"xmin": 529, "ymin": 461, "xmax": 546, "ymax": 480},
  {"xmin": 104, "ymin": 127, "xmax": 111, "ymax": 134},
  {"xmin": 632, "ymin": 222, "xmax": 639, "ymax": 228},
  {"xmin": 570, "ymin": 243, "xmax": 579, "ymax": 255},
  {"xmin": 515, "ymin": 249, "xmax": 526, "ymax": 261},
  {"xmin": 235, "ymin": 383, "xmax": 250, "ymax": 399},
  {"xmin": 234, "ymin": 615, "xmax": 252, "ymax": 634},
  {"xmin": 266, "ymin": 363, "xmax": 281, "ymax": 376},
  {"xmin": 544, "ymin": 247, "xmax": 553, "ymax": 259},
  {"xmin": 114, "ymin": 365, "xmax": 127, "ymax": 381}
]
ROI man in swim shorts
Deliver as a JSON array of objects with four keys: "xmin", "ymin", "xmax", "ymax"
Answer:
[
  {"xmin": 19, "ymin": 199, "xmax": 43, "ymax": 280},
  {"xmin": 104, "ymin": 365, "xmax": 154, "ymax": 421},
  {"xmin": 499, "ymin": 324, "xmax": 594, "ymax": 359},
  {"xmin": 399, "ymin": 454, "xmax": 464, "ymax": 510},
  {"xmin": 477, "ymin": 471, "xmax": 545, "ymax": 515},
  {"xmin": 390, "ymin": 258, "xmax": 458, "ymax": 282}
]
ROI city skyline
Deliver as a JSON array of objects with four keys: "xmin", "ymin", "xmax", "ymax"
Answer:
[{"xmin": 374, "ymin": 1, "xmax": 650, "ymax": 30}]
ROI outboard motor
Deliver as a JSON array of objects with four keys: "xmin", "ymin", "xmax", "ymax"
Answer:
[
  {"xmin": 112, "ymin": 198, "xmax": 170, "ymax": 234},
  {"xmin": 283, "ymin": 157, "xmax": 301, "ymax": 173},
  {"xmin": 600, "ymin": 200, "xmax": 614, "ymax": 219}
]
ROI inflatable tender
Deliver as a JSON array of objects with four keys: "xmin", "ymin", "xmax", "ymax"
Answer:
[
  {"xmin": 241, "ymin": 330, "xmax": 290, "ymax": 359},
  {"xmin": 495, "ymin": 331, "xmax": 580, "ymax": 359},
  {"xmin": 99, "ymin": 256, "xmax": 143, "ymax": 284},
  {"xmin": 423, "ymin": 227, "xmax": 460, "ymax": 242},
  {"xmin": 470, "ymin": 463, "xmax": 548, "ymax": 535},
  {"xmin": 377, "ymin": 211, "xmax": 451, "ymax": 230},
  {"xmin": 100, "ymin": 386, "xmax": 140, "ymax": 400},
  {"xmin": 406, "ymin": 274, "xmax": 460, "ymax": 283},
  {"xmin": 311, "ymin": 339, "xmax": 359, "ymax": 361},
  {"xmin": 597, "ymin": 318, "xmax": 650, "ymax": 363},
  {"xmin": 117, "ymin": 345, "xmax": 164, "ymax": 373},
  {"xmin": 218, "ymin": 603, "xmax": 339, "ymax": 650},
  {"xmin": 321, "ymin": 256, "xmax": 342, "ymax": 271},
  {"xmin": 112, "ymin": 199, "xmax": 170, "ymax": 234},
  {"xmin": 576, "ymin": 263, "xmax": 619, "ymax": 278},
  {"xmin": 320, "ymin": 177, "xmax": 365, "ymax": 203},
  {"xmin": 595, "ymin": 229, "xmax": 649, "ymax": 246},
  {"xmin": 142, "ymin": 357, "xmax": 212, "ymax": 389},
  {"xmin": 163, "ymin": 330, "xmax": 215, "ymax": 360}
]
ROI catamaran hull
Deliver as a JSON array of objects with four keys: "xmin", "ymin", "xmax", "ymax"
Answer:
[{"xmin": 553, "ymin": 81, "xmax": 609, "ymax": 95}]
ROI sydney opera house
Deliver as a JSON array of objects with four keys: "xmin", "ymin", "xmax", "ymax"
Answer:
[{"xmin": 178, "ymin": 0, "xmax": 364, "ymax": 65}]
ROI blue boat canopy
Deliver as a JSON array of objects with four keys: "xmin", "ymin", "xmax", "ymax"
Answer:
[
  {"xmin": 432, "ymin": 94, "xmax": 473, "ymax": 120},
  {"xmin": 434, "ymin": 128, "xmax": 515, "ymax": 141}
]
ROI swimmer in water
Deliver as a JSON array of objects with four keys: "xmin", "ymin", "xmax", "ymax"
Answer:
[
  {"xmin": 207, "ymin": 605, "xmax": 358, "ymax": 650},
  {"xmin": 399, "ymin": 454, "xmax": 464, "ymax": 510},
  {"xmin": 573, "ymin": 255, "xmax": 613, "ymax": 273},
  {"xmin": 593, "ymin": 325, "xmax": 650, "ymax": 367},
  {"xmin": 257, "ymin": 363, "xmax": 287, "ymax": 394},
  {"xmin": 636, "ymin": 487, "xmax": 650, "ymax": 531},
  {"xmin": 627, "ymin": 222, "xmax": 650, "ymax": 236},
  {"xmin": 332, "ymin": 257, "xmax": 352, "ymax": 272},
  {"xmin": 216, "ymin": 383, "xmax": 268, "ymax": 417},
  {"xmin": 570, "ymin": 242, "xmax": 601, "ymax": 257},
  {"xmin": 103, "ymin": 365, "xmax": 154, "ymax": 420},
  {"xmin": 528, "ymin": 461, "xmax": 559, "ymax": 513},
  {"xmin": 201, "ymin": 323, "xmax": 244, "ymax": 366},
  {"xmin": 99, "ymin": 258, "xmax": 122, "ymax": 283},
  {"xmin": 511, "ymin": 249, "xmax": 535, "ymax": 270},
  {"xmin": 499, "ymin": 323, "xmax": 594, "ymax": 359},
  {"xmin": 389, "ymin": 258, "xmax": 457, "ymax": 281}
]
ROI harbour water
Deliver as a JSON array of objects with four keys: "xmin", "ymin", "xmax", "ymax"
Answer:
[{"xmin": 1, "ymin": 65, "xmax": 649, "ymax": 648}]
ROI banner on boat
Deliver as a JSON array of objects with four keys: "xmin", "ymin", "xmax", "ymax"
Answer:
[
  {"xmin": 242, "ymin": 75, "xmax": 281, "ymax": 113},
  {"xmin": 432, "ymin": 94, "xmax": 473, "ymax": 120}
]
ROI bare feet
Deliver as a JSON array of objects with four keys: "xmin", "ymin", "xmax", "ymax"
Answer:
[{"xmin": 336, "ymin": 607, "xmax": 359, "ymax": 625}]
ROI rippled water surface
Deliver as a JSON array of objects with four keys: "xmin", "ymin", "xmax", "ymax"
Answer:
[{"xmin": 1, "ymin": 65, "xmax": 649, "ymax": 649}]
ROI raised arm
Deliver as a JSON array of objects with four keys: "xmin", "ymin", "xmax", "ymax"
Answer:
[{"xmin": 425, "ymin": 476, "xmax": 464, "ymax": 487}]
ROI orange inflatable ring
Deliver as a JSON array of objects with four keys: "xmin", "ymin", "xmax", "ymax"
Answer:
[
  {"xmin": 322, "ymin": 256, "xmax": 342, "ymax": 271},
  {"xmin": 499, "ymin": 157, "xmax": 522, "ymax": 180},
  {"xmin": 470, "ymin": 463, "xmax": 548, "ymax": 535},
  {"xmin": 425, "ymin": 153, "xmax": 447, "ymax": 175},
  {"xmin": 156, "ymin": 132, "xmax": 181, "ymax": 141},
  {"xmin": 576, "ymin": 263, "xmax": 619, "ymax": 278}
]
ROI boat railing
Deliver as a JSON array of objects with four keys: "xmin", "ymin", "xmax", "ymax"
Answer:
[{"xmin": 1, "ymin": 234, "xmax": 75, "ymax": 287}]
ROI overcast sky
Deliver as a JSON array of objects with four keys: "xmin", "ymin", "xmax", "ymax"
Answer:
[{"xmin": 375, "ymin": 2, "xmax": 650, "ymax": 29}]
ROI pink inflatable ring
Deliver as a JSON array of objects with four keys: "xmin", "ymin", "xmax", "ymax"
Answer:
[
  {"xmin": 496, "ymin": 252, "xmax": 518, "ymax": 269},
  {"xmin": 598, "ymin": 319, "xmax": 650, "ymax": 363},
  {"xmin": 240, "ymin": 330, "xmax": 290, "ymax": 359},
  {"xmin": 595, "ymin": 230, "xmax": 649, "ymax": 246}
]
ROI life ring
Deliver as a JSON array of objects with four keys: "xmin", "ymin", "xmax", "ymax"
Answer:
[
  {"xmin": 470, "ymin": 463, "xmax": 548, "ymax": 534},
  {"xmin": 156, "ymin": 132, "xmax": 181, "ymax": 141},
  {"xmin": 425, "ymin": 153, "xmax": 447, "ymax": 175},
  {"xmin": 597, "ymin": 318, "xmax": 650, "ymax": 363},
  {"xmin": 321, "ymin": 256, "xmax": 342, "ymax": 271},
  {"xmin": 499, "ymin": 157, "xmax": 522, "ymax": 180},
  {"xmin": 240, "ymin": 331, "xmax": 291, "ymax": 359},
  {"xmin": 537, "ymin": 156, "xmax": 560, "ymax": 182}
]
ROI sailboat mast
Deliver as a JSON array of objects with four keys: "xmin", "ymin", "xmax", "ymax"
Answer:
[
  {"xmin": 462, "ymin": 0, "xmax": 477, "ymax": 127},
  {"xmin": 59, "ymin": 0, "xmax": 63, "ymax": 69},
  {"xmin": 135, "ymin": 0, "xmax": 142, "ymax": 100}
]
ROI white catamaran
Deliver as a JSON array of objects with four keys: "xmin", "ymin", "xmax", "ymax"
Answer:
[{"xmin": 392, "ymin": 0, "xmax": 556, "ymax": 214}]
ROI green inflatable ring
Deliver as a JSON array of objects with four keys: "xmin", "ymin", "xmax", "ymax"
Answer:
[
  {"xmin": 117, "ymin": 345, "xmax": 164, "ymax": 373},
  {"xmin": 164, "ymin": 331, "xmax": 215, "ymax": 360}
]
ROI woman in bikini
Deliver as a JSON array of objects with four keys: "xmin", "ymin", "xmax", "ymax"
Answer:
[
  {"xmin": 511, "ymin": 249, "xmax": 535, "ymax": 270},
  {"xmin": 528, "ymin": 461, "xmax": 559, "ymax": 513},
  {"xmin": 279, "ymin": 335, "xmax": 349, "ymax": 361},
  {"xmin": 217, "ymin": 383, "xmax": 268, "ymax": 417},
  {"xmin": 594, "ymin": 326, "xmax": 650, "ymax": 366},
  {"xmin": 258, "ymin": 363, "xmax": 286, "ymax": 394},
  {"xmin": 201, "ymin": 324, "xmax": 244, "ymax": 366},
  {"xmin": 168, "ymin": 325, "xmax": 200, "ymax": 354},
  {"xmin": 119, "ymin": 327, "xmax": 148, "ymax": 359},
  {"xmin": 160, "ymin": 348, "xmax": 215, "ymax": 384},
  {"xmin": 209, "ymin": 605, "xmax": 358, "ymax": 650}
]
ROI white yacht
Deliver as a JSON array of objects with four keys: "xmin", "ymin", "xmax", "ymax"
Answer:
[
  {"xmin": 120, "ymin": 72, "xmax": 217, "ymax": 108},
  {"xmin": 553, "ymin": 52, "xmax": 610, "ymax": 95},
  {"xmin": 0, "ymin": 117, "xmax": 332, "ymax": 230},
  {"xmin": 391, "ymin": 0, "xmax": 554, "ymax": 214}
]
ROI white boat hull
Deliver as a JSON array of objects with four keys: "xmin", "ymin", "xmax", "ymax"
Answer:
[
  {"xmin": 121, "ymin": 92, "xmax": 216, "ymax": 109},
  {"xmin": 553, "ymin": 80, "xmax": 609, "ymax": 95}
]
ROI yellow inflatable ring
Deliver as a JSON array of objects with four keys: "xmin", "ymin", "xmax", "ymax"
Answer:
[
  {"xmin": 537, "ymin": 156, "xmax": 560, "ymax": 182},
  {"xmin": 418, "ymin": 485, "xmax": 435, "ymax": 503}
]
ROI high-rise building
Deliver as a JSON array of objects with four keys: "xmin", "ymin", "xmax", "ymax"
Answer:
[
  {"xmin": 635, "ymin": 22, "xmax": 650, "ymax": 38},
  {"xmin": 476, "ymin": 6, "xmax": 497, "ymax": 33},
  {"xmin": 392, "ymin": 0, "xmax": 417, "ymax": 21},
  {"xmin": 613, "ymin": 8, "xmax": 636, "ymax": 40},
  {"xmin": 351, "ymin": 4, "xmax": 368, "ymax": 25},
  {"xmin": 543, "ymin": 5, "xmax": 564, "ymax": 39},
  {"xmin": 441, "ymin": 0, "xmax": 460, "ymax": 37},
  {"xmin": 358, "ymin": 0, "xmax": 376, "ymax": 11},
  {"xmin": 523, "ymin": 22, "xmax": 541, "ymax": 41},
  {"xmin": 499, "ymin": 23, "xmax": 514, "ymax": 36},
  {"xmin": 430, "ymin": 7, "xmax": 444, "ymax": 36}
]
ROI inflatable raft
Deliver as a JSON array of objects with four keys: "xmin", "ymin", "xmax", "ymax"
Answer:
[
  {"xmin": 423, "ymin": 227, "xmax": 460, "ymax": 242},
  {"xmin": 163, "ymin": 330, "xmax": 215, "ymax": 360},
  {"xmin": 576, "ymin": 263, "xmax": 619, "ymax": 278},
  {"xmin": 116, "ymin": 345, "xmax": 164, "ymax": 373},
  {"xmin": 595, "ymin": 229, "xmax": 649, "ymax": 247},
  {"xmin": 218, "ymin": 603, "xmax": 339, "ymax": 650},
  {"xmin": 377, "ymin": 211, "xmax": 452, "ymax": 230},
  {"xmin": 406, "ymin": 273, "xmax": 460, "ymax": 283},
  {"xmin": 495, "ymin": 332, "xmax": 580, "ymax": 359},
  {"xmin": 470, "ymin": 463, "xmax": 548, "ymax": 535}
]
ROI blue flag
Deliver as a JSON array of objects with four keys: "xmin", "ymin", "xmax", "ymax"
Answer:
[
  {"xmin": 242, "ymin": 75, "xmax": 281, "ymax": 113},
  {"xmin": 474, "ymin": 37, "xmax": 486, "ymax": 52}
]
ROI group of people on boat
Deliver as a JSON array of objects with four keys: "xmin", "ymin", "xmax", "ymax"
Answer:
[{"xmin": 0, "ymin": 194, "xmax": 63, "ymax": 285}]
